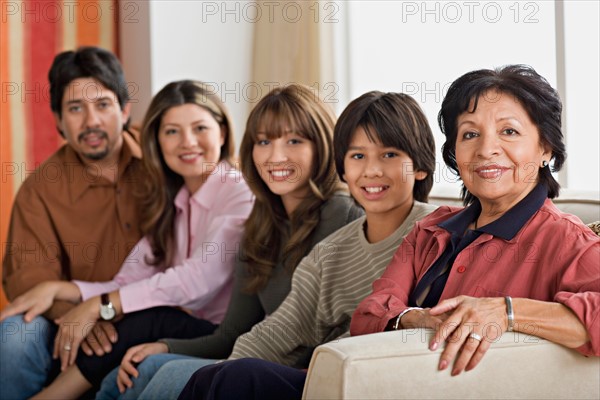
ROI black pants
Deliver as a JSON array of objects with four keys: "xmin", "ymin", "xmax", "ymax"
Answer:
[
  {"xmin": 76, "ymin": 307, "xmax": 217, "ymax": 388},
  {"xmin": 178, "ymin": 359, "xmax": 307, "ymax": 400}
]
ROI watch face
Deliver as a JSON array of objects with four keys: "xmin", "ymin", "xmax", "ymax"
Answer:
[{"xmin": 100, "ymin": 305, "xmax": 116, "ymax": 320}]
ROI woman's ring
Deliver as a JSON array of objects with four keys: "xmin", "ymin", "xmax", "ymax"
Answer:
[
  {"xmin": 64, "ymin": 344, "xmax": 72, "ymax": 351},
  {"xmin": 469, "ymin": 333, "xmax": 483, "ymax": 342}
]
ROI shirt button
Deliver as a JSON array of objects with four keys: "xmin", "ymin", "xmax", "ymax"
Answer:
[
  {"xmin": 457, "ymin": 265, "xmax": 466, "ymax": 273},
  {"xmin": 125, "ymin": 223, "xmax": 131, "ymax": 230}
]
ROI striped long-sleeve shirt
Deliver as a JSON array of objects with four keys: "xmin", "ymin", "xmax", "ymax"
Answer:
[{"xmin": 229, "ymin": 201, "xmax": 438, "ymax": 368}]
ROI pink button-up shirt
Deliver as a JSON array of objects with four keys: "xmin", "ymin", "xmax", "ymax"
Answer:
[
  {"xmin": 351, "ymin": 199, "xmax": 600, "ymax": 356},
  {"xmin": 74, "ymin": 162, "xmax": 254, "ymax": 324}
]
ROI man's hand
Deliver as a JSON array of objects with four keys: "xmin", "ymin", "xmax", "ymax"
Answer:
[
  {"xmin": 0, "ymin": 282, "xmax": 60, "ymax": 322},
  {"xmin": 0, "ymin": 281, "xmax": 82, "ymax": 323},
  {"xmin": 117, "ymin": 342, "xmax": 169, "ymax": 393},
  {"xmin": 81, "ymin": 321, "xmax": 119, "ymax": 356}
]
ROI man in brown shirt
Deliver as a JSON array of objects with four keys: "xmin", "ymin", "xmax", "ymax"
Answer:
[{"xmin": 0, "ymin": 46, "xmax": 144, "ymax": 399}]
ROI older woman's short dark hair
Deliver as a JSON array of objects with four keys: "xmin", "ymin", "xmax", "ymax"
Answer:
[
  {"xmin": 334, "ymin": 91, "xmax": 436, "ymax": 202},
  {"xmin": 438, "ymin": 64, "xmax": 566, "ymax": 204}
]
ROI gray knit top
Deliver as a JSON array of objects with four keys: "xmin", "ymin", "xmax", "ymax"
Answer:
[{"xmin": 162, "ymin": 192, "xmax": 364, "ymax": 358}]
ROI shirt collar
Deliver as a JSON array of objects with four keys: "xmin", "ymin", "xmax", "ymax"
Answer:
[
  {"xmin": 174, "ymin": 161, "xmax": 230, "ymax": 211},
  {"xmin": 438, "ymin": 200, "xmax": 481, "ymax": 236},
  {"xmin": 439, "ymin": 183, "xmax": 547, "ymax": 241}
]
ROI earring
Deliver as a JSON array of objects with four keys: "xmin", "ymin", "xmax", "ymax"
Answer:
[{"xmin": 541, "ymin": 160, "xmax": 548, "ymax": 168}]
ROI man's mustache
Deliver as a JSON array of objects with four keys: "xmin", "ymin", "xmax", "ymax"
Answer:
[{"xmin": 78, "ymin": 129, "xmax": 108, "ymax": 142}]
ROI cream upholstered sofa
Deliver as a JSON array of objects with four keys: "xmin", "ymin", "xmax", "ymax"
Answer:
[
  {"xmin": 304, "ymin": 329, "xmax": 600, "ymax": 399},
  {"xmin": 303, "ymin": 189, "xmax": 600, "ymax": 400}
]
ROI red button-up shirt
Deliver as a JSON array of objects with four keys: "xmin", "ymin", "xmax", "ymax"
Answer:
[{"xmin": 351, "ymin": 199, "xmax": 600, "ymax": 356}]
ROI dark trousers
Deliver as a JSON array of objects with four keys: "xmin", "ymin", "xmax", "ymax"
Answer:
[
  {"xmin": 178, "ymin": 358, "xmax": 307, "ymax": 400},
  {"xmin": 76, "ymin": 306, "xmax": 217, "ymax": 388}
]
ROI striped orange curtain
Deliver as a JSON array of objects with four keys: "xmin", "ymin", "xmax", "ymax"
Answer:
[{"xmin": 0, "ymin": 0, "xmax": 119, "ymax": 308}]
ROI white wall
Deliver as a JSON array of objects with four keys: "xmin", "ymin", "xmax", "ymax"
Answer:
[
  {"xmin": 149, "ymin": 0, "xmax": 253, "ymax": 142},
  {"xmin": 562, "ymin": 1, "xmax": 600, "ymax": 191},
  {"xmin": 347, "ymin": 1, "xmax": 558, "ymax": 194},
  {"xmin": 121, "ymin": 0, "xmax": 254, "ymax": 145},
  {"xmin": 121, "ymin": 0, "xmax": 598, "ymax": 193},
  {"xmin": 344, "ymin": 0, "xmax": 598, "ymax": 194}
]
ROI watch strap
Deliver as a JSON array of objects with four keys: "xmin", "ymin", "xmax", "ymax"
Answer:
[{"xmin": 101, "ymin": 292, "xmax": 111, "ymax": 306}]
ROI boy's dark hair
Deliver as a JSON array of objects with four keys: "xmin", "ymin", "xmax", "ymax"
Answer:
[
  {"xmin": 438, "ymin": 64, "xmax": 565, "ymax": 204},
  {"xmin": 334, "ymin": 91, "xmax": 436, "ymax": 202},
  {"xmin": 49, "ymin": 46, "xmax": 129, "ymax": 119}
]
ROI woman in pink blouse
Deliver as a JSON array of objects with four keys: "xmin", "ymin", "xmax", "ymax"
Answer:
[
  {"xmin": 0, "ymin": 80, "xmax": 254, "ymax": 398},
  {"xmin": 351, "ymin": 65, "xmax": 600, "ymax": 378}
]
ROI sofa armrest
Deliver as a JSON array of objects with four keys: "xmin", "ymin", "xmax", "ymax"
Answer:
[{"xmin": 303, "ymin": 329, "xmax": 599, "ymax": 399}]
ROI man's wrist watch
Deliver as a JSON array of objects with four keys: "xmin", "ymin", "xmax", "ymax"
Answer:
[{"xmin": 100, "ymin": 293, "xmax": 116, "ymax": 321}]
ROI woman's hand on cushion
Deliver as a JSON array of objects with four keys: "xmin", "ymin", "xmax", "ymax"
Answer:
[{"xmin": 428, "ymin": 296, "xmax": 507, "ymax": 376}]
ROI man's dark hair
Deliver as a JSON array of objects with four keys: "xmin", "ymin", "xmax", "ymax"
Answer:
[{"xmin": 49, "ymin": 46, "xmax": 129, "ymax": 118}]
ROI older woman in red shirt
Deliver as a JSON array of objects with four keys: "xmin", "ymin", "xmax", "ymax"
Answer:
[{"xmin": 351, "ymin": 65, "xmax": 600, "ymax": 376}]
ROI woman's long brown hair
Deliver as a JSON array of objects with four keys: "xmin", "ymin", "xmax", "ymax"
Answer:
[
  {"xmin": 240, "ymin": 84, "xmax": 343, "ymax": 293},
  {"xmin": 139, "ymin": 80, "xmax": 235, "ymax": 268}
]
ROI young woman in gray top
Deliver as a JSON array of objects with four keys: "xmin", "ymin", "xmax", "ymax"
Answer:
[{"xmin": 96, "ymin": 84, "xmax": 364, "ymax": 399}]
